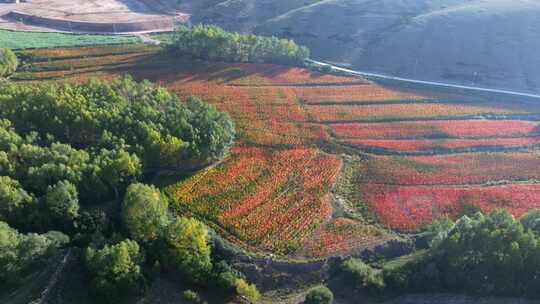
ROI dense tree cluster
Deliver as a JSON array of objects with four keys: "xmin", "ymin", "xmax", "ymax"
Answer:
[
  {"xmin": 0, "ymin": 77, "xmax": 235, "ymax": 171},
  {"xmin": 0, "ymin": 77, "xmax": 253, "ymax": 302},
  {"xmin": 172, "ymin": 24, "xmax": 310, "ymax": 65},
  {"xmin": 341, "ymin": 209, "xmax": 540, "ymax": 298},
  {"xmin": 0, "ymin": 48, "xmax": 18, "ymax": 78}
]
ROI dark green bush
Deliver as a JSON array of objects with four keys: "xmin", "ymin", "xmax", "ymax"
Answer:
[
  {"xmin": 183, "ymin": 289, "xmax": 200, "ymax": 303},
  {"xmin": 341, "ymin": 258, "xmax": 385, "ymax": 293},
  {"xmin": 305, "ymin": 286, "xmax": 334, "ymax": 304}
]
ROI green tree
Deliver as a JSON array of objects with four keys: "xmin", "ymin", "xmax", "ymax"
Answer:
[
  {"xmin": 0, "ymin": 49, "xmax": 18, "ymax": 78},
  {"xmin": 44, "ymin": 180, "xmax": 80, "ymax": 227},
  {"xmin": 163, "ymin": 217, "xmax": 212, "ymax": 283},
  {"xmin": 235, "ymin": 278, "xmax": 261, "ymax": 302},
  {"xmin": 520, "ymin": 209, "xmax": 540, "ymax": 234},
  {"xmin": 0, "ymin": 176, "xmax": 34, "ymax": 226},
  {"xmin": 122, "ymin": 183, "xmax": 169, "ymax": 243},
  {"xmin": 305, "ymin": 286, "xmax": 334, "ymax": 304},
  {"xmin": 85, "ymin": 239, "xmax": 144, "ymax": 300},
  {"xmin": 0, "ymin": 221, "xmax": 68, "ymax": 286}
]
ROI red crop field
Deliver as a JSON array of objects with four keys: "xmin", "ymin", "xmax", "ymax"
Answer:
[
  {"xmin": 291, "ymin": 84, "xmax": 427, "ymax": 103},
  {"xmin": 363, "ymin": 184, "xmax": 540, "ymax": 230},
  {"xmin": 358, "ymin": 152, "xmax": 540, "ymax": 185},
  {"xmin": 331, "ymin": 120, "xmax": 540, "ymax": 139},
  {"xmin": 306, "ymin": 103, "xmax": 525, "ymax": 122},
  {"xmin": 166, "ymin": 146, "xmax": 342, "ymax": 253},
  {"xmin": 232, "ymin": 64, "xmax": 366, "ymax": 85},
  {"xmin": 17, "ymin": 44, "xmax": 540, "ymax": 256},
  {"xmin": 343, "ymin": 137, "xmax": 540, "ymax": 152}
]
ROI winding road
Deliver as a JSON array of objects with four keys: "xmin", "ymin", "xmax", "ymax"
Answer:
[{"xmin": 307, "ymin": 59, "xmax": 540, "ymax": 100}]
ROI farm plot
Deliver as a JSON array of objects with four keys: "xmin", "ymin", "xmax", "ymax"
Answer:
[
  {"xmin": 331, "ymin": 120, "xmax": 540, "ymax": 139},
  {"xmin": 364, "ymin": 184, "xmax": 540, "ymax": 231},
  {"xmin": 0, "ymin": 29, "xmax": 140, "ymax": 49},
  {"xmin": 291, "ymin": 84, "xmax": 428, "ymax": 104},
  {"xmin": 18, "ymin": 43, "xmax": 540, "ymax": 250},
  {"xmin": 331, "ymin": 120, "xmax": 540, "ymax": 153},
  {"xmin": 306, "ymin": 103, "xmax": 532, "ymax": 123},
  {"xmin": 342, "ymin": 137, "xmax": 540, "ymax": 153},
  {"xmin": 166, "ymin": 146, "xmax": 342, "ymax": 254},
  {"xmin": 299, "ymin": 217, "xmax": 388, "ymax": 257},
  {"xmin": 358, "ymin": 152, "xmax": 540, "ymax": 186}
]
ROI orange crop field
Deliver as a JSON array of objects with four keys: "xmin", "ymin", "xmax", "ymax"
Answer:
[
  {"xmin": 331, "ymin": 120, "xmax": 540, "ymax": 139},
  {"xmin": 166, "ymin": 146, "xmax": 342, "ymax": 254}
]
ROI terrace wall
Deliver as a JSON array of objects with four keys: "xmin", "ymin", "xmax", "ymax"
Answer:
[{"xmin": 5, "ymin": 10, "xmax": 174, "ymax": 33}]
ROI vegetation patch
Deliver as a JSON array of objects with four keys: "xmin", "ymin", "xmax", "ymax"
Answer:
[{"xmin": 0, "ymin": 29, "xmax": 140, "ymax": 50}]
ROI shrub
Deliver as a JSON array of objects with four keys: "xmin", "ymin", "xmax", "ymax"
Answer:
[
  {"xmin": 341, "ymin": 258, "xmax": 385, "ymax": 293},
  {"xmin": 235, "ymin": 278, "xmax": 261, "ymax": 302},
  {"xmin": 0, "ymin": 48, "xmax": 18, "ymax": 77},
  {"xmin": 305, "ymin": 286, "xmax": 334, "ymax": 304},
  {"xmin": 183, "ymin": 289, "xmax": 200, "ymax": 303}
]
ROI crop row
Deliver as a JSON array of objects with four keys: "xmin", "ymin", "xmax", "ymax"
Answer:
[
  {"xmin": 291, "ymin": 84, "xmax": 427, "ymax": 103},
  {"xmin": 363, "ymin": 183, "xmax": 540, "ymax": 231},
  {"xmin": 166, "ymin": 146, "xmax": 342, "ymax": 253},
  {"xmin": 231, "ymin": 64, "xmax": 365, "ymax": 86},
  {"xmin": 17, "ymin": 44, "xmax": 158, "ymax": 61},
  {"xmin": 331, "ymin": 120, "xmax": 540, "ymax": 139},
  {"xmin": 358, "ymin": 152, "xmax": 540, "ymax": 185},
  {"xmin": 305, "ymin": 102, "xmax": 530, "ymax": 122},
  {"xmin": 343, "ymin": 137, "xmax": 540, "ymax": 152}
]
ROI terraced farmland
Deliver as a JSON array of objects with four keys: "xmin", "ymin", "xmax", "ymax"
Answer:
[{"xmin": 13, "ymin": 43, "xmax": 540, "ymax": 256}]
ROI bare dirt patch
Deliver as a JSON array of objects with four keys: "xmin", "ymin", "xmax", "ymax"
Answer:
[{"xmin": 0, "ymin": 0, "xmax": 183, "ymax": 33}]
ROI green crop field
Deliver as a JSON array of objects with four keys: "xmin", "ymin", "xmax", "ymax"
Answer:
[{"xmin": 0, "ymin": 29, "xmax": 141, "ymax": 49}]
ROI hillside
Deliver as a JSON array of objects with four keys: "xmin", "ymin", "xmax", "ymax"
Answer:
[
  {"xmin": 5, "ymin": 41, "xmax": 540, "ymax": 303},
  {"xmin": 190, "ymin": 0, "xmax": 540, "ymax": 94}
]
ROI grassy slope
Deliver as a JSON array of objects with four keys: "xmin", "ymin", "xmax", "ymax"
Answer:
[
  {"xmin": 243, "ymin": 0, "xmax": 540, "ymax": 93},
  {"xmin": 0, "ymin": 29, "xmax": 140, "ymax": 49},
  {"xmin": 192, "ymin": 0, "xmax": 322, "ymax": 32}
]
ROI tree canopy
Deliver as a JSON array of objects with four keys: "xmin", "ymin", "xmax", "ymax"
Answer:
[
  {"xmin": 0, "ymin": 49, "xmax": 17, "ymax": 78},
  {"xmin": 163, "ymin": 216, "xmax": 212, "ymax": 283},
  {"xmin": 0, "ymin": 77, "xmax": 235, "ymax": 171},
  {"xmin": 0, "ymin": 221, "xmax": 68, "ymax": 286},
  {"xmin": 122, "ymin": 183, "xmax": 169, "ymax": 243},
  {"xmin": 85, "ymin": 239, "xmax": 144, "ymax": 300},
  {"xmin": 172, "ymin": 24, "xmax": 310, "ymax": 65}
]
